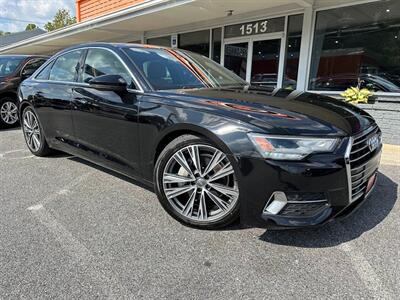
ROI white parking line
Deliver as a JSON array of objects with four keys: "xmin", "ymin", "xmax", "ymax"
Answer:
[
  {"xmin": 0, "ymin": 149, "xmax": 34, "ymax": 160},
  {"xmin": 28, "ymin": 204, "xmax": 133, "ymax": 298},
  {"xmin": 337, "ymin": 225, "xmax": 394, "ymax": 299},
  {"xmin": 40, "ymin": 172, "xmax": 93, "ymax": 205}
]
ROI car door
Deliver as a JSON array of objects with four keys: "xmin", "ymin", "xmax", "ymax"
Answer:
[
  {"xmin": 32, "ymin": 49, "xmax": 84, "ymax": 151},
  {"xmin": 71, "ymin": 47, "xmax": 141, "ymax": 177}
]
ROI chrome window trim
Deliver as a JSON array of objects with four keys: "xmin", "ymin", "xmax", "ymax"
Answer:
[
  {"xmin": 31, "ymin": 46, "xmax": 144, "ymax": 93},
  {"xmin": 32, "ymin": 79, "xmax": 144, "ymax": 95}
]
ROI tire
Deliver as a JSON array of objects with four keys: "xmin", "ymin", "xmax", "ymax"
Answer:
[
  {"xmin": 154, "ymin": 134, "xmax": 240, "ymax": 229},
  {"xmin": 0, "ymin": 97, "xmax": 19, "ymax": 129},
  {"xmin": 21, "ymin": 106, "xmax": 52, "ymax": 157}
]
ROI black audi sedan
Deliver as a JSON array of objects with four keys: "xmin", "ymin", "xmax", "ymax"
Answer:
[
  {"xmin": 18, "ymin": 43, "xmax": 382, "ymax": 229},
  {"xmin": 0, "ymin": 55, "xmax": 47, "ymax": 128}
]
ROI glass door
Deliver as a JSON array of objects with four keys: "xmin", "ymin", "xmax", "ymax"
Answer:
[
  {"xmin": 250, "ymin": 39, "xmax": 281, "ymax": 88},
  {"xmin": 223, "ymin": 34, "xmax": 284, "ymax": 88},
  {"xmin": 223, "ymin": 42, "xmax": 248, "ymax": 80}
]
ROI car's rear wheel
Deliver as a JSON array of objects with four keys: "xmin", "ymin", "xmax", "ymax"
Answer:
[
  {"xmin": 155, "ymin": 135, "xmax": 240, "ymax": 229},
  {"xmin": 22, "ymin": 107, "xmax": 52, "ymax": 156},
  {"xmin": 0, "ymin": 97, "xmax": 19, "ymax": 128}
]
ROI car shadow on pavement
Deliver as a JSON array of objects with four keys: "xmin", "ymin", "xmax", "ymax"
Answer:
[
  {"xmin": 259, "ymin": 172, "xmax": 398, "ymax": 247},
  {"xmin": 1, "ymin": 126, "xmax": 21, "ymax": 132}
]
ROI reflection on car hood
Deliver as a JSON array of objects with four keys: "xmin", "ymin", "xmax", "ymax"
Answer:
[{"xmin": 155, "ymin": 87, "xmax": 375, "ymax": 136}]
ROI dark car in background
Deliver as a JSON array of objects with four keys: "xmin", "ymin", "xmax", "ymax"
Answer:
[
  {"xmin": 310, "ymin": 73, "xmax": 400, "ymax": 92},
  {"xmin": 0, "ymin": 55, "xmax": 47, "ymax": 128},
  {"xmin": 18, "ymin": 43, "xmax": 382, "ymax": 229}
]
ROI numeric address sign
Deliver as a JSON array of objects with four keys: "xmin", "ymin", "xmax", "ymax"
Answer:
[{"xmin": 224, "ymin": 17, "xmax": 285, "ymax": 39}]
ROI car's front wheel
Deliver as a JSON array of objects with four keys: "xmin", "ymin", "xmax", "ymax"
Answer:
[
  {"xmin": 155, "ymin": 135, "xmax": 240, "ymax": 229},
  {"xmin": 22, "ymin": 107, "xmax": 52, "ymax": 156},
  {"xmin": 0, "ymin": 97, "xmax": 19, "ymax": 128}
]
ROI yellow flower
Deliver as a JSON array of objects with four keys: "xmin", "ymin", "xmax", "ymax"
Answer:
[{"xmin": 341, "ymin": 86, "xmax": 373, "ymax": 104}]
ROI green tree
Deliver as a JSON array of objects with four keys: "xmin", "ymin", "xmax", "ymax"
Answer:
[
  {"xmin": 44, "ymin": 9, "xmax": 76, "ymax": 32},
  {"xmin": 25, "ymin": 23, "xmax": 37, "ymax": 31}
]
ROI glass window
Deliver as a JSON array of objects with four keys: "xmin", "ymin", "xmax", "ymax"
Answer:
[
  {"xmin": 283, "ymin": 14, "xmax": 303, "ymax": 89},
  {"xmin": 0, "ymin": 56, "xmax": 24, "ymax": 76},
  {"xmin": 49, "ymin": 50, "xmax": 82, "ymax": 82},
  {"xmin": 224, "ymin": 43, "xmax": 248, "ymax": 80},
  {"xmin": 147, "ymin": 36, "xmax": 171, "ymax": 47},
  {"xmin": 123, "ymin": 47, "xmax": 247, "ymax": 90},
  {"xmin": 80, "ymin": 48, "xmax": 134, "ymax": 88},
  {"xmin": 23, "ymin": 58, "xmax": 47, "ymax": 74},
  {"xmin": 309, "ymin": 0, "xmax": 400, "ymax": 93},
  {"xmin": 211, "ymin": 28, "xmax": 222, "ymax": 63},
  {"xmin": 251, "ymin": 39, "xmax": 281, "ymax": 89},
  {"xmin": 36, "ymin": 62, "xmax": 53, "ymax": 80},
  {"xmin": 178, "ymin": 30, "xmax": 210, "ymax": 57}
]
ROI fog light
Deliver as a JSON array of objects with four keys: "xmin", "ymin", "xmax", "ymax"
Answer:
[{"xmin": 264, "ymin": 191, "xmax": 287, "ymax": 215}]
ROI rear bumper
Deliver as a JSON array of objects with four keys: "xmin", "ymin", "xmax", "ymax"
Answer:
[{"xmin": 237, "ymin": 138, "xmax": 382, "ymax": 229}]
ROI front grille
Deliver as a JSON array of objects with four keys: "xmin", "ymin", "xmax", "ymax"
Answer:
[{"xmin": 348, "ymin": 124, "xmax": 381, "ymax": 202}]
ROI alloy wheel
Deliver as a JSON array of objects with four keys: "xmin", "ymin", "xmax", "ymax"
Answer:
[
  {"xmin": 0, "ymin": 101, "xmax": 18, "ymax": 125},
  {"xmin": 23, "ymin": 110, "xmax": 41, "ymax": 152},
  {"xmin": 162, "ymin": 144, "xmax": 239, "ymax": 223}
]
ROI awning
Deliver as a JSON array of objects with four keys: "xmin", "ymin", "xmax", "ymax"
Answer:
[{"xmin": 0, "ymin": 0, "xmax": 353, "ymax": 55}]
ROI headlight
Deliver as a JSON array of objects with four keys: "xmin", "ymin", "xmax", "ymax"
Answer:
[{"xmin": 248, "ymin": 133, "xmax": 339, "ymax": 160}]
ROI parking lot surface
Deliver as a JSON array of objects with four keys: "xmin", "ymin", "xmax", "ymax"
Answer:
[{"xmin": 1, "ymin": 127, "xmax": 399, "ymax": 299}]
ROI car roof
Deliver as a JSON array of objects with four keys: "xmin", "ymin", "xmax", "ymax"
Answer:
[
  {"xmin": 55, "ymin": 42, "xmax": 171, "ymax": 56},
  {"xmin": 0, "ymin": 54, "xmax": 48, "ymax": 57}
]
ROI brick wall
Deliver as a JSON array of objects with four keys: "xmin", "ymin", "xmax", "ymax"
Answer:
[
  {"xmin": 358, "ymin": 102, "xmax": 400, "ymax": 145},
  {"xmin": 76, "ymin": 0, "xmax": 146, "ymax": 22}
]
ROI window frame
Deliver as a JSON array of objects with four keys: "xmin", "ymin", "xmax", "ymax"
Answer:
[{"xmin": 33, "ymin": 47, "xmax": 144, "ymax": 93}]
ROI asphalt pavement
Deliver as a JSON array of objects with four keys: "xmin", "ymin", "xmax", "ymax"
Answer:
[{"xmin": 0, "ymin": 127, "xmax": 399, "ymax": 299}]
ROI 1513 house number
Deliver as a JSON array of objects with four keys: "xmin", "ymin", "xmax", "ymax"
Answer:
[
  {"xmin": 239, "ymin": 21, "xmax": 268, "ymax": 36},
  {"xmin": 224, "ymin": 17, "xmax": 284, "ymax": 39}
]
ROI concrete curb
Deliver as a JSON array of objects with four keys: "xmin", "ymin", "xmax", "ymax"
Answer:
[{"xmin": 381, "ymin": 144, "xmax": 400, "ymax": 166}]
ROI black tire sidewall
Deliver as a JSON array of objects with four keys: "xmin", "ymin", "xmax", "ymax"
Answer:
[
  {"xmin": 154, "ymin": 134, "xmax": 240, "ymax": 229},
  {"xmin": 0, "ymin": 97, "xmax": 19, "ymax": 128}
]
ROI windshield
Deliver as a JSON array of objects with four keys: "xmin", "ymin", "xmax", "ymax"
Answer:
[
  {"xmin": 123, "ymin": 47, "xmax": 247, "ymax": 90},
  {"xmin": 0, "ymin": 57, "xmax": 25, "ymax": 76}
]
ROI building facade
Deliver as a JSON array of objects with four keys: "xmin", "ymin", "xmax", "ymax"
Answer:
[
  {"xmin": 75, "ymin": 0, "xmax": 146, "ymax": 22},
  {"xmin": 73, "ymin": 0, "xmax": 400, "ymax": 97},
  {"xmin": 1, "ymin": 0, "xmax": 399, "ymax": 144}
]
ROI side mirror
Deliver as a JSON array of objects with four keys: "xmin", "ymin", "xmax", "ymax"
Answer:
[
  {"xmin": 21, "ymin": 68, "xmax": 35, "ymax": 79},
  {"xmin": 88, "ymin": 74, "xmax": 128, "ymax": 92}
]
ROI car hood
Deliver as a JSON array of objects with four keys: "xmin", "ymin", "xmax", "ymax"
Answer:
[{"xmin": 155, "ymin": 87, "xmax": 375, "ymax": 136}]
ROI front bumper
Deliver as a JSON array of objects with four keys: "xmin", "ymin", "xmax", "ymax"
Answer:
[{"xmin": 237, "ymin": 136, "xmax": 382, "ymax": 229}]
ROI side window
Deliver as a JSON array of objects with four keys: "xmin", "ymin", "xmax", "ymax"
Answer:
[
  {"xmin": 80, "ymin": 48, "xmax": 135, "ymax": 88},
  {"xmin": 36, "ymin": 61, "xmax": 53, "ymax": 80},
  {"xmin": 23, "ymin": 58, "xmax": 47, "ymax": 74},
  {"xmin": 49, "ymin": 50, "xmax": 83, "ymax": 82}
]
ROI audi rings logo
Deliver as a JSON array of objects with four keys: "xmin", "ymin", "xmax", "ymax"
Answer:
[{"xmin": 367, "ymin": 134, "xmax": 381, "ymax": 152}]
